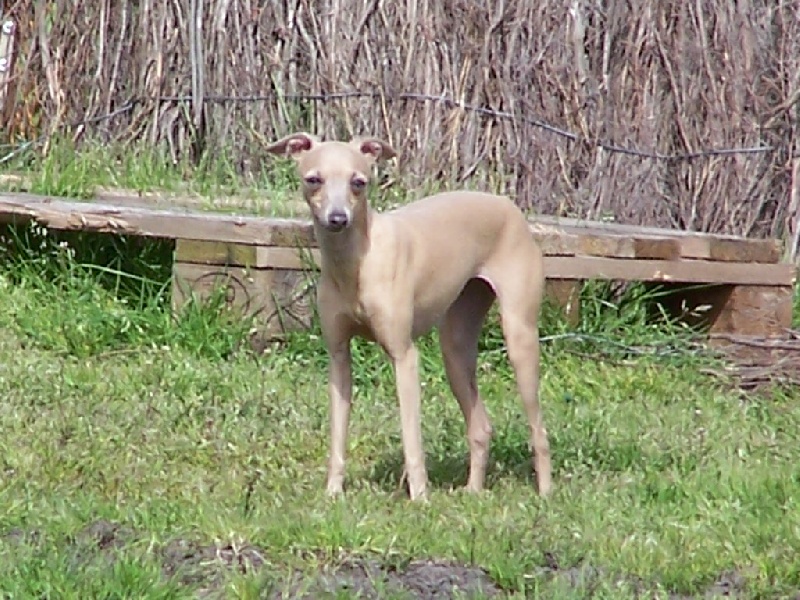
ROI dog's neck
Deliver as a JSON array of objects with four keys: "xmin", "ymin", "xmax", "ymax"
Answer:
[{"xmin": 315, "ymin": 206, "xmax": 374, "ymax": 291}]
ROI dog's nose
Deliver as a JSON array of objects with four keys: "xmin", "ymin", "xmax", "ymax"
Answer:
[{"xmin": 327, "ymin": 210, "xmax": 349, "ymax": 230}]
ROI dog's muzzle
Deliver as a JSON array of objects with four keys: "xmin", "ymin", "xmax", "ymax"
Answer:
[{"xmin": 324, "ymin": 209, "xmax": 350, "ymax": 232}]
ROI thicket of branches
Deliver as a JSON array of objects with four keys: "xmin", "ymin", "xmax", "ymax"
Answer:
[{"xmin": 3, "ymin": 0, "xmax": 800, "ymax": 245}]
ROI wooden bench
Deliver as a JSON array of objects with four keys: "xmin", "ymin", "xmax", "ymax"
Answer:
[{"xmin": 0, "ymin": 192, "xmax": 795, "ymax": 339}]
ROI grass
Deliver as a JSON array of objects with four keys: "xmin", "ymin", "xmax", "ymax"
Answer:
[{"xmin": 1, "ymin": 144, "xmax": 799, "ymax": 598}]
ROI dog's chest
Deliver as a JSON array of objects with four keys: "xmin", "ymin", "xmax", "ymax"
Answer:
[
  {"xmin": 325, "ymin": 280, "xmax": 378, "ymax": 337},
  {"xmin": 348, "ymin": 291, "xmax": 444, "ymax": 343}
]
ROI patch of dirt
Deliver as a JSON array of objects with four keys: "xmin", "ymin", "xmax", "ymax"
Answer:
[
  {"xmin": 668, "ymin": 570, "xmax": 748, "ymax": 599},
  {"xmin": 1, "ymin": 527, "xmax": 41, "ymax": 546},
  {"xmin": 536, "ymin": 559, "xmax": 612, "ymax": 592},
  {"xmin": 74, "ymin": 518, "xmax": 135, "ymax": 551},
  {"xmin": 4, "ymin": 520, "xmax": 795, "ymax": 598},
  {"xmin": 399, "ymin": 561, "xmax": 501, "ymax": 598},
  {"xmin": 534, "ymin": 554, "xmax": 753, "ymax": 599},
  {"xmin": 161, "ymin": 537, "xmax": 267, "ymax": 595},
  {"xmin": 63, "ymin": 519, "xmax": 138, "ymax": 572},
  {"xmin": 84, "ymin": 524, "xmax": 499, "ymax": 599},
  {"xmin": 276, "ymin": 558, "xmax": 501, "ymax": 599}
]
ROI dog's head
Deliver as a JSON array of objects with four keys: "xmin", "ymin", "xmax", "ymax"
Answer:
[{"xmin": 266, "ymin": 132, "xmax": 396, "ymax": 233}]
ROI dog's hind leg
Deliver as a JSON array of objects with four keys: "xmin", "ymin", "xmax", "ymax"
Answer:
[
  {"xmin": 439, "ymin": 278, "xmax": 497, "ymax": 492},
  {"xmin": 495, "ymin": 268, "xmax": 552, "ymax": 496}
]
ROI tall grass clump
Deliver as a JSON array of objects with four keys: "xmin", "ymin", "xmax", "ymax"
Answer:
[{"xmin": 0, "ymin": 222, "xmax": 252, "ymax": 359}]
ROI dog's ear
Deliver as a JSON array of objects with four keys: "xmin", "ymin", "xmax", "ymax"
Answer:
[
  {"xmin": 352, "ymin": 137, "xmax": 397, "ymax": 163},
  {"xmin": 265, "ymin": 132, "xmax": 319, "ymax": 160}
]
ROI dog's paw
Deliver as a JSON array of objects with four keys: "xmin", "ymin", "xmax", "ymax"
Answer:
[{"xmin": 326, "ymin": 480, "xmax": 345, "ymax": 498}]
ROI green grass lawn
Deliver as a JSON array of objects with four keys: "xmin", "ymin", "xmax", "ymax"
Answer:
[
  {"xmin": 0, "ymin": 229, "xmax": 798, "ymax": 599},
  {"xmin": 0, "ymin": 145, "xmax": 799, "ymax": 598}
]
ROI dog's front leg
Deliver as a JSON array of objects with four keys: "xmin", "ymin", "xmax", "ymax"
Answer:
[
  {"xmin": 392, "ymin": 344, "xmax": 429, "ymax": 500},
  {"xmin": 326, "ymin": 341, "xmax": 352, "ymax": 496}
]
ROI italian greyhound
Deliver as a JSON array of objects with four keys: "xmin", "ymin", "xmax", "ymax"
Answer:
[{"xmin": 266, "ymin": 132, "xmax": 551, "ymax": 501}]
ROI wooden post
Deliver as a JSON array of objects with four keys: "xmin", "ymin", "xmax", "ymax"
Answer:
[
  {"xmin": 0, "ymin": 18, "xmax": 16, "ymax": 123},
  {"xmin": 787, "ymin": 157, "xmax": 800, "ymax": 263},
  {"xmin": 188, "ymin": 0, "xmax": 206, "ymax": 158}
]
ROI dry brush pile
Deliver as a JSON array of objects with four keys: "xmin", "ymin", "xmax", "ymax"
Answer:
[{"xmin": 3, "ymin": 0, "xmax": 800, "ymax": 246}]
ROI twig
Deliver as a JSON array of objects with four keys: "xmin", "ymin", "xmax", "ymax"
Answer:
[{"xmin": 709, "ymin": 332, "xmax": 800, "ymax": 351}]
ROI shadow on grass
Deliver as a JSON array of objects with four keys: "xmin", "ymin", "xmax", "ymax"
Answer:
[
  {"xmin": 362, "ymin": 426, "xmax": 542, "ymax": 494},
  {"xmin": 361, "ymin": 412, "xmax": 706, "ymax": 499}
]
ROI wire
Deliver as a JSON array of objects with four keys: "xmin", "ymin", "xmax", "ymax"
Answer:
[
  {"xmin": 0, "ymin": 91, "xmax": 792, "ymax": 164},
  {"xmin": 280, "ymin": 91, "xmax": 780, "ymax": 161}
]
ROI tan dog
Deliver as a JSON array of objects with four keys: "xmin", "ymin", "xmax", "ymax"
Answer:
[{"xmin": 266, "ymin": 132, "xmax": 551, "ymax": 501}]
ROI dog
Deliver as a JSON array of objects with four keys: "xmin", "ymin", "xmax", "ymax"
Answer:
[{"xmin": 266, "ymin": 132, "xmax": 551, "ymax": 501}]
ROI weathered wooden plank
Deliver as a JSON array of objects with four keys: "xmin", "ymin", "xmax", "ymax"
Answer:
[
  {"xmin": 0, "ymin": 193, "xmax": 315, "ymax": 247},
  {"xmin": 528, "ymin": 218, "xmax": 779, "ymax": 262},
  {"xmin": 533, "ymin": 227, "xmax": 775, "ymax": 262},
  {"xmin": 530, "ymin": 222, "xmax": 701, "ymax": 260},
  {"xmin": 532, "ymin": 231, "xmax": 682, "ymax": 260},
  {"xmin": 0, "ymin": 192, "xmax": 784, "ymax": 264},
  {"xmin": 632, "ymin": 238, "xmax": 682, "ymax": 260},
  {"xmin": 236, "ymin": 246, "xmax": 320, "ymax": 270},
  {"xmin": 708, "ymin": 237, "xmax": 781, "ymax": 264},
  {"xmin": 531, "ymin": 221, "xmax": 781, "ymax": 263},
  {"xmin": 533, "ymin": 214, "xmax": 751, "ymax": 241},
  {"xmin": 176, "ymin": 240, "xmax": 263, "ymax": 266},
  {"xmin": 543, "ymin": 256, "xmax": 795, "ymax": 286},
  {"xmin": 532, "ymin": 215, "xmax": 782, "ymax": 263},
  {"xmin": 197, "ymin": 244, "xmax": 793, "ymax": 286},
  {"xmin": 534, "ymin": 233, "xmax": 581, "ymax": 256},
  {"xmin": 0, "ymin": 19, "xmax": 16, "ymax": 119}
]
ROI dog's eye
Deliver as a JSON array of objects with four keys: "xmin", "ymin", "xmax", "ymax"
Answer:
[
  {"xmin": 351, "ymin": 177, "xmax": 367, "ymax": 191},
  {"xmin": 304, "ymin": 175, "xmax": 324, "ymax": 187}
]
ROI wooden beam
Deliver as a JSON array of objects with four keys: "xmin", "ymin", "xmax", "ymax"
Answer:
[
  {"xmin": 0, "ymin": 193, "xmax": 315, "ymax": 247},
  {"xmin": 172, "ymin": 262, "xmax": 315, "ymax": 337},
  {"xmin": 532, "ymin": 214, "xmax": 765, "ymax": 242},
  {"xmin": 708, "ymin": 285, "xmax": 794, "ymax": 338},
  {"xmin": 543, "ymin": 256, "xmax": 795, "ymax": 286},
  {"xmin": 175, "ymin": 239, "xmax": 321, "ymax": 269},
  {"xmin": 544, "ymin": 280, "xmax": 581, "ymax": 326},
  {"xmin": 529, "ymin": 218, "xmax": 781, "ymax": 263},
  {"xmin": 0, "ymin": 19, "xmax": 15, "ymax": 120},
  {"xmin": 175, "ymin": 239, "xmax": 795, "ymax": 286}
]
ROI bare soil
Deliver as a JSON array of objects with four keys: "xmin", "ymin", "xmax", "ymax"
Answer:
[{"xmin": 2, "ymin": 520, "xmax": 789, "ymax": 598}]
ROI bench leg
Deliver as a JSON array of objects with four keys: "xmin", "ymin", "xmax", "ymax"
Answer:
[
  {"xmin": 172, "ymin": 262, "xmax": 315, "ymax": 341},
  {"xmin": 652, "ymin": 283, "xmax": 793, "ymax": 338},
  {"xmin": 709, "ymin": 284, "xmax": 793, "ymax": 338}
]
